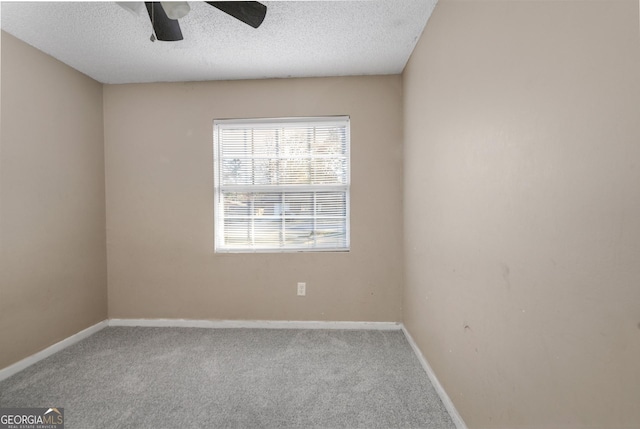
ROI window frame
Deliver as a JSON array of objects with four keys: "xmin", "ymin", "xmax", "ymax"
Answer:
[{"xmin": 213, "ymin": 116, "xmax": 351, "ymax": 253}]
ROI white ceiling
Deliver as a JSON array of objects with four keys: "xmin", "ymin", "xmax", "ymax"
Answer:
[{"xmin": 1, "ymin": 1, "xmax": 438, "ymax": 84}]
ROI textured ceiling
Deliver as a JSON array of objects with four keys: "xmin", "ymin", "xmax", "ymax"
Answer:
[{"xmin": 0, "ymin": 1, "xmax": 438, "ymax": 84}]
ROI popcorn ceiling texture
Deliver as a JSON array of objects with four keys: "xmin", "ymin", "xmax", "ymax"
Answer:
[{"xmin": 0, "ymin": 1, "xmax": 437, "ymax": 84}]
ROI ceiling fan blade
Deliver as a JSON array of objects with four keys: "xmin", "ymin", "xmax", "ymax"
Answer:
[
  {"xmin": 206, "ymin": 2, "xmax": 267, "ymax": 29},
  {"xmin": 145, "ymin": 2, "xmax": 183, "ymax": 41}
]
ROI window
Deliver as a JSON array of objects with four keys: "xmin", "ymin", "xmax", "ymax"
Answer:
[{"xmin": 214, "ymin": 116, "xmax": 350, "ymax": 253}]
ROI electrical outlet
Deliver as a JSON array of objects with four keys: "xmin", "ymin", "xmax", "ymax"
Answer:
[{"xmin": 297, "ymin": 282, "xmax": 306, "ymax": 296}]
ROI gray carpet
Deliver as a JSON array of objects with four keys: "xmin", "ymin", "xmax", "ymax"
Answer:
[{"xmin": 0, "ymin": 327, "xmax": 455, "ymax": 429}]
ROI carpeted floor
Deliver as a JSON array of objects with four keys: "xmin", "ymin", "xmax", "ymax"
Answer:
[{"xmin": 0, "ymin": 327, "xmax": 455, "ymax": 428}]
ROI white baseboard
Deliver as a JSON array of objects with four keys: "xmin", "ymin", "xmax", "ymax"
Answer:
[
  {"xmin": 0, "ymin": 320, "xmax": 108, "ymax": 382},
  {"xmin": 108, "ymin": 318, "xmax": 402, "ymax": 330},
  {"xmin": 401, "ymin": 325, "xmax": 468, "ymax": 429}
]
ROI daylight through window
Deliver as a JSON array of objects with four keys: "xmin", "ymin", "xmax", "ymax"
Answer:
[{"xmin": 214, "ymin": 116, "xmax": 350, "ymax": 252}]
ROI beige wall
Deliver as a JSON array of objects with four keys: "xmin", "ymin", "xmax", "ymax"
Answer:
[
  {"xmin": 0, "ymin": 32, "xmax": 107, "ymax": 369},
  {"xmin": 403, "ymin": 1, "xmax": 640, "ymax": 428},
  {"xmin": 103, "ymin": 76, "xmax": 404, "ymax": 322}
]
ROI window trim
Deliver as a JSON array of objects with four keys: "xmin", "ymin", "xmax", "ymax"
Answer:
[{"xmin": 213, "ymin": 116, "xmax": 351, "ymax": 253}]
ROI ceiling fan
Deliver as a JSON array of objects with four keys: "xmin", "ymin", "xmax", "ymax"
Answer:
[{"xmin": 118, "ymin": 1, "xmax": 267, "ymax": 42}]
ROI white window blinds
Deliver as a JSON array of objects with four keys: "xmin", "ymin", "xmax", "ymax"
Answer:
[{"xmin": 214, "ymin": 116, "xmax": 350, "ymax": 252}]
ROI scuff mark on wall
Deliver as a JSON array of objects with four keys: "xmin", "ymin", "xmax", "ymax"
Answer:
[{"xmin": 501, "ymin": 263, "xmax": 511, "ymax": 290}]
